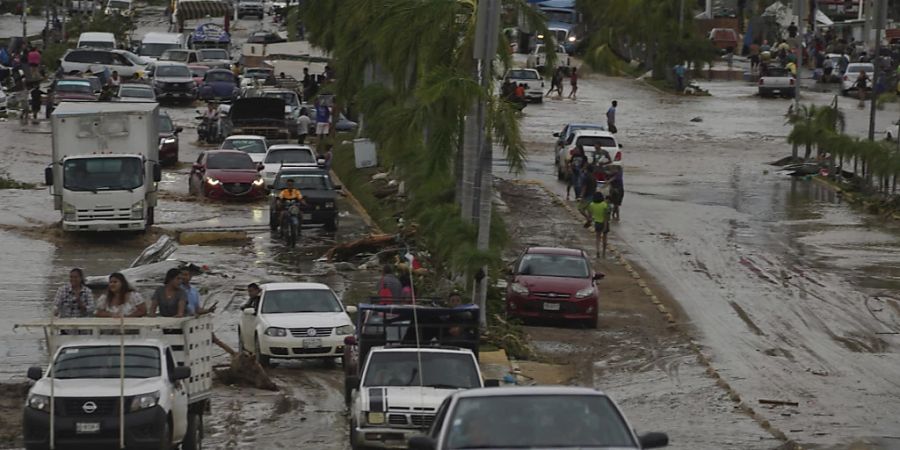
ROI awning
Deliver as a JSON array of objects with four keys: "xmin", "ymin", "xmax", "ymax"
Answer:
[{"xmin": 175, "ymin": 0, "xmax": 233, "ymax": 22}]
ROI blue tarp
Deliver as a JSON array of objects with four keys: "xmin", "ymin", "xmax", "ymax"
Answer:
[{"xmin": 191, "ymin": 22, "xmax": 230, "ymax": 44}]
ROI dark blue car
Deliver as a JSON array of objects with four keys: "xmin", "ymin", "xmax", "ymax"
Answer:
[{"xmin": 198, "ymin": 69, "xmax": 239, "ymax": 102}]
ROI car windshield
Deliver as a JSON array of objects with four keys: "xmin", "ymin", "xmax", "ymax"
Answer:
[
  {"xmin": 205, "ymin": 71, "xmax": 234, "ymax": 82},
  {"xmin": 263, "ymin": 92, "xmax": 298, "ymax": 106},
  {"xmin": 52, "ymin": 346, "xmax": 160, "ymax": 379},
  {"xmin": 246, "ymin": 69, "xmax": 272, "ymax": 79},
  {"xmin": 63, "ymin": 157, "xmax": 144, "ymax": 191},
  {"xmin": 207, "ymin": 152, "xmax": 254, "ymax": 169},
  {"xmin": 80, "ymin": 41, "xmax": 114, "ymax": 49},
  {"xmin": 507, "ymin": 70, "xmax": 539, "ymax": 80},
  {"xmin": 158, "ymin": 114, "xmax": 174, "ymax": 133},
  {"xmin": 56, "ymin": 81, "xmax": 93, "ymax": 94},
  {"xmin": 543, "ymin": 10, "xmax": 576, "ymax": 23},
  {"xmin": 139, "ymin": 43, "xmax": 179, "ymax": 58},
  {"xmin": 847, "ymin": 65, "xmax": 873, "ymax": 74},
  {"xmin": 199, "ymin": 49, "xmax": 228, "ymax": 60},
  {"xmin": 767, "ymin": 68, "xmax": 790, "ymax": 77},
  {"xmin": 261, "ymin": 289, "xmax": 342, "ymax": 313},
  {"xmin": 517, "ymin": 253, "xmax": 589, "ymax": 278},
  {"xmin": 120, "ymin": 86, "xmax": 154, "ymax": 98},
  {"xmin": 275, "ymin": 174, "xmax": 331, "ymax": 190},
  {"xmin": 108, "ymin": 0, "xmax": 130, "ymax": 9},
  {"xmin": 576, "ymin": 135, "xmax": 617, "ymax": 149},
  {"xmin": 223, "ymin": 139, "xmax": 266, "ymax": 153},
  {"xmin": 446, "ymin": 395, "xmax": 636, "ymax": 449},
  {"xmin": 161, "ymin": 50, "xmax": 188, "ymax": 62},
  {"xmin": 265, "ymin": 149, "xmax": 314, "ymax": 164},
  {"xmin": 363, "ymin": 352, "xmax": 481, "ymax": 388},
  {"xmin": 156, "ymin": 65, "xmax": 191, "ymax": 77}
]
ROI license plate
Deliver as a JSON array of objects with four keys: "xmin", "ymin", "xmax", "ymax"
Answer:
[
  {"xmin": 772, "ymin": 89, "xmax": 781, "ymax": 93},
  {"xmin": 543, "ymin": 302, "xmax": 560, "ymax": 311},
  {"xmin": 302, "ymin": 213, "xmax": 312, "ymax": 220},
  {"xmin": 302, "ymin": 338, "xmax": 322, "ymax": 348},
  {"xmin": 76, "ymin": 422, "xmax": 100, "ymax": 434}
]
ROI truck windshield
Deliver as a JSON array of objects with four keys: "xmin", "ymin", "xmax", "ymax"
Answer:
[
  {"xmin": 275, "ymin": 174, "xmax": 330, "ymax": 190},
  {"xmin": 53, "ymin": 345, "xmax": 161, "ymax": 379},
  {"xmin": 140, "ymin": 43, "xmax": 179, "ymax": 58},
  {"xmin": 363, "ymin": 352, "xmax": 481, "ymax": 389},
  {"xmin": 264, "ymin": 149, "xmax": 314, "ymax": 164},
  {"xmin": 63, "ymin": 157, "xmax": 144, "ymax": 191},
  {"xmin": 261, "ymin": 289, "xmax": 342, "ymax": 314},
  {"xmin": 199, "ymin": 49, "xmax": 229, "ymax": 60}
]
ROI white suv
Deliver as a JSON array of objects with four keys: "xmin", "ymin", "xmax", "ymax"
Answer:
[
  {"xmin": 240, "ymin": 282, "xmax": 356, "ymax": 366},
  {"xmin": 555, "ymin": 129, "xmax": 622, "ymax": 179}
]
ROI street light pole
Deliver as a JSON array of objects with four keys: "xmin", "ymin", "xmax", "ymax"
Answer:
[
  {"xmin": 793, "ymin": 0, "xmax": 803, "ymax": 112},
  {"xmin": 867, "ymin": 0, "xmax": 885, "ymax": 141}
]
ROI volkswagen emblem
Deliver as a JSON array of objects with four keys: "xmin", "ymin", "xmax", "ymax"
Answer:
[
  {"xmin": 306, "ymin": 328, "xmax": 317, "ymax": 337},
  {"xmin": 82, "ymin": 401, "xmax": 97, "ymax": 414}
]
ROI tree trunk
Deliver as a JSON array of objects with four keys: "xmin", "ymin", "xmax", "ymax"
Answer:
[
  {"xmin": 792, "ymin": 142, "xmax": 798, "ymax": 160},
  {"xmin": 460, "ymin": 103, "xmax": 481, "ymax": 221},
  {"xmin": 804, "ymin": 142, "xmax": 812, "ymax": 160}
]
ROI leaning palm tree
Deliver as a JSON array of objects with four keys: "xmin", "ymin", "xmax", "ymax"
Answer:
[{"xmin": 785, "ymin": 104, "xmax": 821, "ymax": 160}]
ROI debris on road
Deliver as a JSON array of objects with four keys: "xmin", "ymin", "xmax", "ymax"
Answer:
[
  {"xmin": 212, "ymin": 335, "xmax": 278, "ymax": 391},
  {"xmin": 759, "ymin": 399, "xmax": 800, "ymax": 407}
]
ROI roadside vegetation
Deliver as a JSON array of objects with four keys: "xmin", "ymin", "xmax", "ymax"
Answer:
[{"xmin": 0, "ymin": 176, "xmax": 36, "ymax": 190}]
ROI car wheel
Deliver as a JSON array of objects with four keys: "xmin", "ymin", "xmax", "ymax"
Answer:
[
  {"xmin": 349, "ymin": 420, "xmax": 362, "ymax": 450},
  {"xmin": 587, "ymin": 315, "xmax": 598, "ymax": 329},
  {"xmin": 254, "ymin": 335, "xmax": 270, "ymax": 367},
  {"xmin": 158, "ymin": 417, "xmax": 172, "ymax": 450},
  {"xmin": 324, "ymin": 215, "xmax": 337, "ymax": 232},
  {"xmin": 181, "ymin": 413, "xmax": 203, "ymax": 450}
]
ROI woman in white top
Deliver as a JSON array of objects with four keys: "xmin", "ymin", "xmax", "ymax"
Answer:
[{"xmin": 95, "ymin": 272, "xmax": 146, "ymax": 318}]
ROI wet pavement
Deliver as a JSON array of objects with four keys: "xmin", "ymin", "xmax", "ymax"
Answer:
[{"xmin": 502, "ymin": 70, "xmax": 900, "ymax": 448}]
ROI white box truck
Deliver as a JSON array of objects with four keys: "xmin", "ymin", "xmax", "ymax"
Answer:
[
  {"xmin": 17, "ymin": 317, "xmax": 214, "ymax": 450},
  {"xmin": 45, "ymin": 102, "xmax": 161, "ymax": 232}
]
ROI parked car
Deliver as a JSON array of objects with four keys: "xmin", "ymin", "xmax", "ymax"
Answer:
[
  {"xmin": 237, "ymin": 0, "xmax": 265, "ymax": 19},
  {"xmin": 758, "ymin": 66, "xmax": 795, "ymax": 98},
  {"xmin": 502, "ymin": 69, "xmax": 544, "ymax": 103},
  {"xmin": 160, "ymin": 48, "xmax": 200, "ymax": 65},
  {"xmin": 239, "ymin": 282, "xmax": 356, "ymax": 366},
  {"xmin": 188, "ymin": 64, "xmax": 209, "ymax": 85},
  {"xmin": 240, "ymin": 67, "xmax": 277, "ymax": 88},
  {"xmin": 708, "ymin": 28, "xmax": 739, "ymax": 53},
  {"xmin": 526, "ymin": 43, "xmax": 570, "ymax": 73},
  {"xmin": 262, "ymin": 144, "xmax": 318, "ymax": 185},
  {"xmin": 247, "ymin": 31, "xmax": 286, "ymax": 45},
  {"xmin": 268, "ymin": 166, "xmax": 341, "ymax": 230},
  {"xmin": 841, "ymin": 62, "xmax": 875, "ymax": 95},
  {"xmin": 196, "ymin": 48, "xmax": 232, "ymax": 70},
  {"xmin": 407, "ymin": 386, "xmax": 669, "ymax": 450},
  {"xmin": 198, "ymin": 68, "xmax": 238, "ymax": 101},
  {"xmin": 505, "ymin": 246, "xmax": 603, "ymax": 328},
  {"xmin": 158, "ymin": 112, "xmax": 182, "ymax": 166},
  {"xmin": 104, "ymin": 0, "xmax": 133, "ymax": 16},
  {"xmin": 116, "ymin": 83, "xmax": 156, "ymax": 102},
  {"xmin": 555, "ymin": 129, "xmax": 622, "ymax": 179},
  {"xmin": 553, "ymin": 122, "xmax": 604, "ymax": 156},
  {"xmin": 60, "ymin": 48, "xmax": 145, "ymax": 78},
  {"xmin": 148, "ymin": 61, "xmax": 198, "ymax": 103},
  {"xmin": 188, "ymin": 150, "xmax": 266, "ymax": 200},
  {"xmin": 50, "ymin": 78, "xmax": 100, "ymax": 105},
  {"xmin": 221, "ymin": 135, "xmax": 268, "ymax": 163}
]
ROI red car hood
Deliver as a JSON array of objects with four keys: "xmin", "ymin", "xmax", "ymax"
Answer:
[
  {"xmin": 205, "ymin": 169, "xmax": 259, "ymax": 182},
  {"xmin": 513, "ymin": 275, "xmax": 592, "ymax": 294}
]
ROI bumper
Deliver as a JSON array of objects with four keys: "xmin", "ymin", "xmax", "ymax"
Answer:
[
  {"xmin": 304, "ymin": 208, "xmax": 337, "ymax": 225},
  {"xmin": 352, "ymin": 425, "xmax": 421, "ymax": 449},
  {"xmin": 62, "ymin": 219, "xmax": 146, "ymax": 231},
  {"xmin": 259, "ymin": 334, "xmax": 346, "ymax": 358},
  {"xmin": 506, "ymin": 294, "xmax": 597, "ymax": 321},
  {"xmin": 526, "ymin": 90, "xmax": 543, "ymax": 102},
  {"xmin": 759, "ymin": 87, "xmax": 795, "ymax": 96},
  {"xmin": 204, "ymin": 184, "xmax": 266, "ymax": 200},
  {"xmin": 156, "ymin": 90, "xmax": 197, "ymax": 100},
  {"xmin": 23, "ymin": 405, "xmax": 167, "ymax": 450}
]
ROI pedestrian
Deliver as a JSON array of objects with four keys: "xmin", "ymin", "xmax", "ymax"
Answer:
[
  {"xmin": 377, "ymin": 264, "xmax": 403, "ymax": 300},
  {"xmin": 29, "ymin": 85, "xmax": 44, "ymax": 121},
  {"xmin": 231, "ymin": 61, "xmax": 241, "ymax": 78},
  {"xmin": 546, "ymin": 67, "xmax": 562, "ymax": 97},
  {"xmin": 856, "ymin": 70, "xmax": 869, "ymax": 106},
  {"xmin": 315, "ymin": 99, "xmax": 331, "ymax": 143},
  {"xmin": 242, "ymin": 283, "xmax": 262, "ymax": 312},
  {"xmin": 567, "ymin": 66, "xmax": 578, "ymax": 99},
  {"xmin": 760, "ymin": 39, "xmax": 771, "ymax": 53},
  {"xmin": 724, "ymin": 49, "xmax": 733, "ymax": 70},
  {"xmin": 607, "ymin": 163, "xmax": 624, "ymax": 220},
  {"xmin": 447, "ymin": 291, "xmax": 468, "ymax": 307},
  {"xmin": 95, "ymin": 272, "xmax": 146, "ymax": 318},
  {"xmin": 297, "ymin": 107, "xmax": 311, "ymax": 144},
  {"xmin": 53, "ymin": 268, "xmax": 94, "ymax": 318},
  {"xmin": 578, "ymin": 162, "xmax": 598, "ymax": 208},
  {"xmin": 27, "ymin": 46, "xmax": 40, "ymax": 69},
  {"xmin": 566, "ymin": 144, "xmax": 587, "ymax": 200},
  {"xmin": 606, "ymin": 100, "xmax": 617, "ymax": 134},
  {"xmin": 787, "ymin": 22, "xmax": 798, "ymax": 39},
  {"xmin": 0, "ymin": 47, "xmax": 9, "ymax": 67},
  {"xmin": 180, "ymin": 267, "xmax": 213, "ymax": 315},
  {"xmin": 108, "ymin": 70, "xmax": 121, "ymax": 88},
  {"xmin": 580, "ymin": 191, "xmax": 611, "ymax": 259},
  {"xmin": 149, "ymin": 268, "xmax": 187, "ymax": 318},
  {"xmin": 673, "ymin": 63, "xmax": 686, "ymax": 93},
  {"xmin": 749, "ymin": 41, "xmax": 760, "ymax": 74},
  {"xmin": 321, "ymin": 144, "xmax": 333, "ymax": 171}
]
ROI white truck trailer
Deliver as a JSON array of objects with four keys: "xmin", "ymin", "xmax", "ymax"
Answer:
[
  {"xmin": 17, "ymin": 317, "xmax": 213, "ymax": 450},
  {"xmin": 44, "ymin": 102, "xmax": 161, "ymax": 232}
]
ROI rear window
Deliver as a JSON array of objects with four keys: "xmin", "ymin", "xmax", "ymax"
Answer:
[
  {"xmin": 576, "ymin": 136, "xmax": 616, "ymax": 149},
  {"xmin": 846, "ymin": 64, "xmax": 873, "ymax": 74},
  {"xmin": 265, "ymin": 149, "xmax": 315, "ymax": 164},
  {"xmin": 766, "ymin": 68, "xmax": 790, "ymax": 77},
  {"xmin": 507, "ymin": 70, "xmax": 539, "ymax": 80}
]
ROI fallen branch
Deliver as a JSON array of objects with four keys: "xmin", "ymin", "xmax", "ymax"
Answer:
[
  {"xmin": 758, "ymin": 399, "xmax": 799, "ymax": 407},
  {"xmin": 212, "ymin": 334, "xmax": 278, "ymax": 391},
  {"xmin": 324, "ymin": 233, "xmax": 398, "ymax": 262}
]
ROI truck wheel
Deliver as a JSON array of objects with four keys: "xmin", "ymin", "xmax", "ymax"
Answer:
[
  {"xmin": 324, "ymin": 215, "xmax": 337, "ymax": 232},
  {"xmin": 254, "ymin": 336, "xmax": 270, "ymax": 367},
  {"xmin": 182, "ymin": 413, "xmax": 203, "ymax": 450},
  {"xmin": 159, "ymin": 417, "xmax": 172, "ymax": 450}
]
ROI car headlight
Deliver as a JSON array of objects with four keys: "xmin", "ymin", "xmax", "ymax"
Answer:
[
  {"xmin": 568, "ymin": 36, "xmax": 576, "ymax": 42},
  {"xmin": 510, "ymin": 282, "xmax": 529, "ymax": 296},
  {"xmin": 366, "ymin": 411, "xmax": 385, "ymax": 425},
  {"xmin": 161, "ymin": 137, "xmax": 176, "ymax": 145},
  {"xmin": 265, "ymin": 327, "xmax": 287, "ymax": 337},
  {"xmin": 131, "ymin": 200, "xmax": 144, "ymax": 219},
  {"xmin": 335, "ymin": 324, "xmax": 354, "ymax": 335},
  {"xmin": 205, "ymin": 177, "xmax": 221, "ymax": 186},
  {"xmin": 27, "ymin": 393, "xmax": 50, "ymax": 412},
  {"xmin": 129, "ymin": 391, "xmax": 159, "ymax": 412},
  {"xmin": 325, "ymin": 201, "xmax": 335, "ymax": 209},
  {"xmin": 63, "ymin": 202, "xmax": 76, "ymax": 221},
  {"xmin": 252, "ymin": 178, "xmax": 265, "ymax": 186},
  {"xmin": 575, "ymin": 286, "xmax": 595, "ymax": 299},
  {"xmin": 537, "ymin": 34, "xmax": 544, "ymax": 39}
]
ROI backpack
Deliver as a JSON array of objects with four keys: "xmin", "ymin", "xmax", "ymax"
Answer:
[{"xmin": 571, "ymin": 154, "xmax": 585, "ymax": 171}]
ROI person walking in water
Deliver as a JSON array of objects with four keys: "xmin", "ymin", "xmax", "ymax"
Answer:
[
  {"xmin": 606, "ymin": 100, "xmax": 617, "ymax": 134},
  {"xmin": 567, "ymin": 67, "xmax": 578, "ymax": 100},
  {"xmin": 580, "ymin": 191, "xmax": 611, "ymax": 259}
]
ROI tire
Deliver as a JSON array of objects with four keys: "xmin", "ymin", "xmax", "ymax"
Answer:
[
  {"xmin": 182, "ymin": 413, "xmax": 203, "ymax": 450},
  {"xmin": 587, "ymin": 315, "xmax": 598, "ymax": 329},
  {"xmin": 254, "ymin": 335, "xmax": 270, "ymax": 367},
  {"xmin": 535, "ymin": 96, "xmax": 543, "ymax": 104},
  {"xmin": 349, "ymin": 420, "xmax": 362, "ymax": 450},
  {"xmin": 159, "ymin": 417, "xmax": 172, "ymax": 450},
  {"xmin": 324, "ymin": 215, "xmax": 337, "ymax": 231}
]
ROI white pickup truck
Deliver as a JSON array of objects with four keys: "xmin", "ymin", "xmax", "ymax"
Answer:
[
  {"xmin": 758, "ymin": 66, "xmax": 795, "ymax": 98},
  {"xmin": 18, "ymin": 317, "xmax": 213, "ymax": 450}
]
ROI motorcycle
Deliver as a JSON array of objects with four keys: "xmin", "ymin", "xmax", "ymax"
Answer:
[
  {"xmin": 279, "ymin": 199, "xmax": 302, "ymax": 247},
  {"xmin": 196, "ymin": 112, "xmax": 222, "ymax": 144}
]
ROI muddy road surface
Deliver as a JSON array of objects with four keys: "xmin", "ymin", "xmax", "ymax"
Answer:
[{"xmin": 505, "ymin": 72, "xmax": 900, "ymax": 449}]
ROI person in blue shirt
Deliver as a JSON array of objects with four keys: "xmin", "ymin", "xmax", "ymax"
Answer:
[
  {"xmin": 180, "ymin": 267, "xmax": 215, "ymax": 315},
  {"xmin": 315, "ymin": 99, "xmax": 331, "ymax": 144}
]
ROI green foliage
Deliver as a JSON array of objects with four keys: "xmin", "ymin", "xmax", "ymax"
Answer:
[
  {"xmin": 42, "ymin": 43, "xmax": 69, "ymax": 71},
  {"xmin": 66, "ymin": 13, "xmax": 135, "ymax": 45},
  {"xmin": 0, "ymin": 176, "xmax": 37, "ymax": 189}
]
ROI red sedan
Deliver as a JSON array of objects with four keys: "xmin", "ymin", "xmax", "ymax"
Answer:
[
  {"xmin": 188, "ymin": 150, "xmax": 266, "ymax": 200},
  {"xmin": 505, "ymin": 247, "xmax": 603, "ymax": 328}
]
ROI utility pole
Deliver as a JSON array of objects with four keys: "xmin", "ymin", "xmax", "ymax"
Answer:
[
  {"xmin": 867, "ymin": 0, "xmax": 885, "ymax": 141},
  {"xmin": 793, "ymin": 0, "xmax": 803, "ymax": 112},
  {"xmin": 678, "ymin": 0, "xmax": 684, "ymax": 34},
  {"xmin": 471, "ymin": 0, "xmax": 500, "ymax": 327}
]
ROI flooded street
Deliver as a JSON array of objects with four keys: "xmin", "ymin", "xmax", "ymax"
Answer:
[{"xmin": 506, "ymin": 73, "xmax": 900, "ymax": 448}]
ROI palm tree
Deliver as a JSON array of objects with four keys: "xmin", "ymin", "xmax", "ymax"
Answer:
[{"xmin": 785, "ymin": 104, "xmax": 820, "ymax": 160}]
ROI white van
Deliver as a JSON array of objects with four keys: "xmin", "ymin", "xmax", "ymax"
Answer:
[
  {"xmin": 139, "ymin": 32, "xmax": 186, "ymax": 60},
  {"xmin": 105, "ymin": 0, "xmax": 133, "ymax": 16},
  {"xmin": 77, "ymin": 32, "xmax": 117, "ymax": 49}
]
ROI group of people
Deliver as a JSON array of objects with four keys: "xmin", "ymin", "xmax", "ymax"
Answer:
[
  {"xmin": 53, "ymin": 267, "xmax": 215, "ymax": 319},
  {"xmin": 545, "ymin": 66, "xmax": 578, "ymax": 100}
]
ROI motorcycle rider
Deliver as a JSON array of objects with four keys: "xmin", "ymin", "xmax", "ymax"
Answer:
[{"xmin": 277, "ymin": 178, "xmax": 307, "ymax": 236}]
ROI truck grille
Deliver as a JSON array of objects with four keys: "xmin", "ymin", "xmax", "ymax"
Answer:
[
  {"xmin": 60, "ymin": 397, "xmax": 119, "ymax": 417},
  {"xmin": 76, "ymin": 208, "xmax": 131, "ymax": 221},
  {"xmin": 289, "ymin": 327, "xmax": 332, "ymax": 337},
  {"xmin": 385, "ymin": 413, "xmax": 434, "ymax": 429}
]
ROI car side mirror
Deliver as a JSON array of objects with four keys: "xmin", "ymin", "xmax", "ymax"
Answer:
[
  {"xmin": 638, "ymin": 432, "xmax": 669, "ymax": 449},
  {"xmin": 257, "ymin": 163, "xmax": 264, "ymax": 171},
  {"xmin": 152, "ymin": 163, "xmax": 162, "ymax": 182},
  {"xmin": 345, "ymin": 305, "xmax": 357, "ymax": 314},
  {"xmin": 192, "ymin": 163, "xmax": 203, "ymax": 171},
  {"xmin": 175, "ymin": 126, "xmax": 183, "ymax": 133},
  {"xmin": 170, "ymin": 365, "xmax": 191, "ymax": 381},
  {"xmin": 552, "ymin": 132, "xmax": 559, "ymax": 137},
  {"xmin": 27, "ymin": 366, "xmax": 43, "ymax": 381},
  {"xmin": 333, "ymin": 184, "xmax": 342, "ymax": 190},
  {"xmin": 347, "ymin": 375, "xmax": 360, "ymax": 390},
  {"xmin": 44, "ymin": 166, "xmax": 53, "ymax": 186},
  {"xmin": 408, "ymin": 436, "xmax": 437, "ymax": 450},
  {"xmin": 343, "ymin": 335, "xmax": 357, "ymax": 346},
  {"xmin": 484, "ymin": 379, "xmax": 501, "ymax": 387}
]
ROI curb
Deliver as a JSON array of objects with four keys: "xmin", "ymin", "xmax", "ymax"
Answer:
[
  {"xmin": 328, "ymin": 169, "xmax": 383, "ymax": 234},
  {"xmin": 514, "ymin": 179, "xmax": 805, "ymax": 450},
  {"xmin": 812, "ymin": 175, "xmax": 899, "ymax": 222}
]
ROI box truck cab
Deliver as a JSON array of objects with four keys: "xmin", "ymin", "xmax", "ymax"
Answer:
[
  {"xmin": 45, "ymin": 102, "xmax": 161, "ymax": 232},
  {"xmin": 139, "ymin": 32, "xmax": 185, "ymax": 61}
]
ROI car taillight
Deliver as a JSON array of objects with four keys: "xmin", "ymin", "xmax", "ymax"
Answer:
[
  {"xmin": 843, "ymin": 75, "xmax": 848, "ymax": 81},
  {"xmin": 759, "ymin": 78, "xmax": 764, "ymax": 85},
  {"xmin": 615, "ymin": 152, "xmax": 622, "ymax": 161}
]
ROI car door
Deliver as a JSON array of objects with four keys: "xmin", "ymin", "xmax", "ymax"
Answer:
[
  {"xmin": 166, "ymin": 348, "xmax": 189, "ymax": 441},
  {"xmin": 239, "ymin": 291, "xmax": 260, "ymax": 350},
  {"xmin": 110, "ymin": 53, "xmax": 135, "ymax": 77}
]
